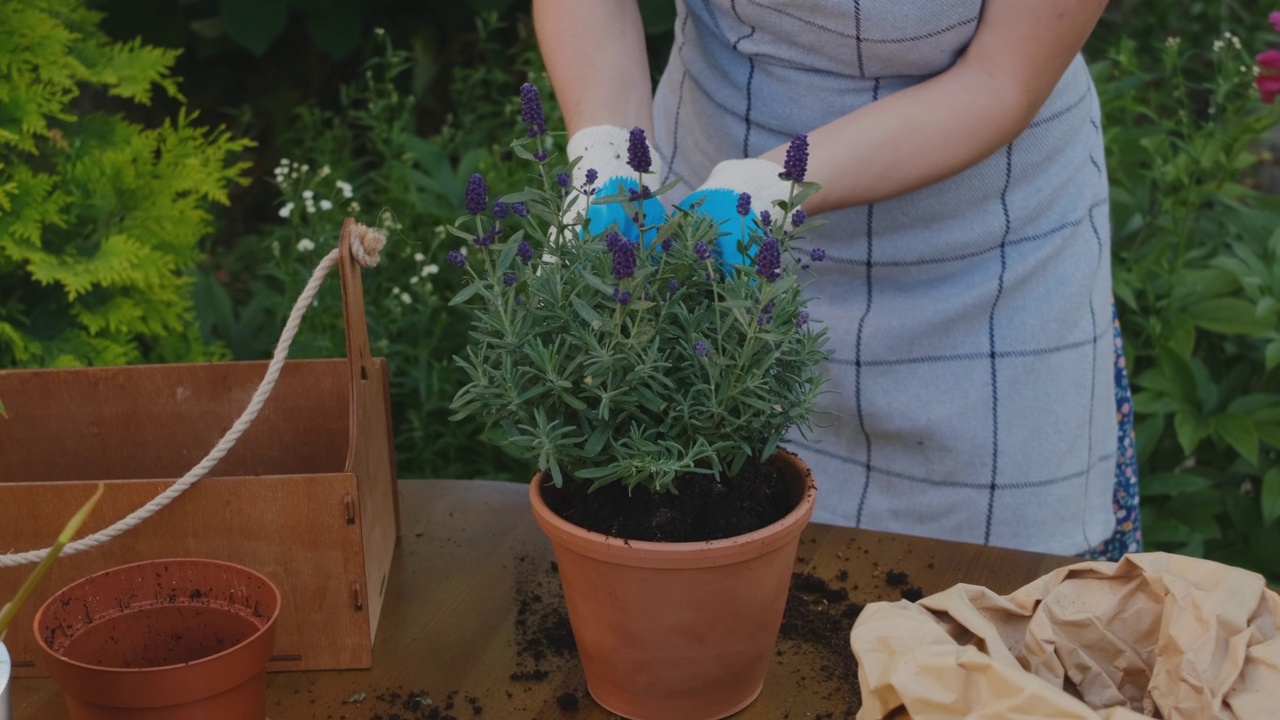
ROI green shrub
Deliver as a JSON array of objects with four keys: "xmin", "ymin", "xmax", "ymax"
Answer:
[
  {"xmin": 198, "ymin": 20, "xmax": 556, "ymax": 481},
  {"xmin": 0, "ymin": 0, "xmax": 250, "ymax": 368},
  {"xmin": 1096, "ymin": 24, "xmax": 1280, "ymax": 579}
]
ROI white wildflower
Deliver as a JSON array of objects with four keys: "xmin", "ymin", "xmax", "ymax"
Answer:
[
  {"xmin": 422, "ymin": 264, "xmax": 439, "ymax": 278},
  {"xmin": 278, "ymin": 202, "xmax": 295, "ymax": 219},
  {"xmin": 296, "ymin": 238, "xmax": 316, "ymax": 252},
  {"xmin": 374, "ymin": 27, "xmax": 386, "ymax": 36},
  {"xmin": 1165, "ymin": 36, "xmax": 1181, "ymax": 48},
  {"xmin": 319, "ymin": 199, "xmax": 333, "ymax": 211},
  {"xmin": 1213, "ymin": 39, "xmax": 1225, "ymax": 52},
  {"xmin": 271, "ymin": 240, "xmax": 280, "ymax": 258},
  {"xmin": 336, "ymin": 180, "xmax": 354, "ymax": 198},
  {"xmin": 460, "ymin": 245, "xmax": 469, "ymax": 257},
  {"xmin": 399, "ymin": 291, "xmax": 412, "ymax": 305},
  {"xmin": 318, "ymin": 164, "xmax": 331, "ymax": 178},
  {"xmin": 410, "ymin": 275, "xmax": 420, "ymax": 284},
  {"xmin": 348, "ymin": 201, "xmax": 361, "ymax": 212},
  {"xmin": 302, "ymin": 189, "xmax": 314, "ymax": 200},
  {"xmin": 413, "ymin": 252, "xmax": 426, "ymax": 262},
  {"xmin": 300, "ymin": 163, "xmax": 310, "ymax": 172}
]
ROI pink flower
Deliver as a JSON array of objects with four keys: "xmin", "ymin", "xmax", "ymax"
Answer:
[
  {"xmin": 1258, "ymin": 49, "xmax": 1280, "ymax": 102},
  {"xmin": 1270, "ymin": 11, "xmax": 1280, "ymax": 31}
]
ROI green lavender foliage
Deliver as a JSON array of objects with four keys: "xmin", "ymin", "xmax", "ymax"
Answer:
[
  {"xmin": 448, "ymin": 126, "xmax": 830, "ymax": 494},
  {"xmin": 0, "ymin": 0, "xmax": 251, "ymax": 368}
]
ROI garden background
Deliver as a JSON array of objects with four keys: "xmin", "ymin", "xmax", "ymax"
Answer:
[{"xmin": 5, "ymin": 0, "xmax": 1280, "ymax": 582}]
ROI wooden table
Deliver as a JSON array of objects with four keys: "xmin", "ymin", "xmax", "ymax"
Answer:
[{"xmin": 12, "ymin": 479, "xmax": 1076, "ymax": 719}]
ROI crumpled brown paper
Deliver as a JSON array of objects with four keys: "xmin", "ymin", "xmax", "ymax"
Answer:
[{"xmin": 850, "ymin": 552, "xmax": 1280, "ymax": 720}]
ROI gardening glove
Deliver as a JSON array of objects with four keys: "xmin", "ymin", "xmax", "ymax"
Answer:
[
  {"xmin": 677, "ymin": 158, "xmax": 797, "ymax": 270},
  {"xmin": 562, "ymin": 125, "xmax": 666, "ymax": 247}
]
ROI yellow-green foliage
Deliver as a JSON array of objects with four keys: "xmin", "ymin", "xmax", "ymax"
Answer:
[{"xmin": 0, "ymin": 0, "xmax": 251, "ymax": 367}]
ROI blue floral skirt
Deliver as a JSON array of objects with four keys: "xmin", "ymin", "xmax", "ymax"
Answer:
[{"xmin": 1078, "ymin": 306, "xmax": 1142, "ymax": 561}]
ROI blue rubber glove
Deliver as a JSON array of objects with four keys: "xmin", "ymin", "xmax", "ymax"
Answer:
[
  {"xmin": 563, "ymin": 126, "xmax": 666, "ymax": 248},
  {"xmin": 676, "ymin": 158, "xmax": 795, "ymax": 271}
]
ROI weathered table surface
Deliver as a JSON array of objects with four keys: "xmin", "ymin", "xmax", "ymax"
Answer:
[{"xmin": 12, "ymin": 479, "xmax": 1076, "ymax": 719}]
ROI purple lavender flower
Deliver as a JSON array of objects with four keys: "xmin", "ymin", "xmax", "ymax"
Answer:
[
  {"xmin": 611, "ymin": 235, "xmax": 637, "ymax": 279},
  {"xmin": 474, "ymin": 230, "xmax": 495, "ymax": 248},
  {"xmin": 809, "ymin": 247, "xmax": 826, "ymax": 262},
  {"xmin": 517, "ymin": 240, "xmax": 533, "ymax": 264},
  {"xmin": 605, "ymin": 230, "xmax": 625, "ymax": 252},
  {"xmin": 464, "ymin": 173, "xmax": 487, "ymax": 215},
  {"xmin": 756, "ymin": 236, "xmax": 781, "ymax": 281},
  {"xmin": 757, "ymin": 300, "xmax": 776, "ymax": 327},
  {"xmin": 533, "ymin": 150, "xmax": 549, "ymax": 163},
  {"xmin": 661, "ymin": 236, "xmax": 674, "ymax": 253},
  {"xmin": 736, "ymin": 192, "xmax": 751, "ymax": 217},
  {"xmin": 613, "ymin": 288, "xmax": 632, "ymax": 305},
  {"xmin": 694, "ymin": 340, "xmax": 708, "ymax": 357},
  {"xmin": 492, "ymin": 200, "xmax": 510, "ymax": 219},
  {"xmin": 626, "ymin": 127, "xmax": 652, "ymax": 174},
  {"xmin": 520, "ymin": 83, "xmax": 548, "ymax": 137},
  {"xmin": 584, "ymin": 168, "xmax": 598, "ymax": 186},
  {"xmin": 795, "ymin": 310, "xmax": 811, "ymax": 329},
  {"xmin": 446, "ymin": 250, "xmax": 466, "ymax": 268},
  {"xmin": 759, "ymin": 210, "xmax": 772, "ymax": 230},
  {"xmin": 503, "ymin": 272, "xmax": 517, "ymax": 287},
  {"xmin": 694, "ymin": 241, "xmax": 711, "ymax": 261},
  {"xmin": 792, "ymin": 208, "xmax": 807, "ymax": 227},
  {"xmin": 781, "ymin": 133, "xmax": 809, "ymax": 183},
  {"xmin": 556, "ymin": 172, "xmax": 571, "ymax": 188},
  {"xmin": 668, "ymin": 279, "xmax": 678, "ymax": 293},
  {"xmin": 513, "ymin": 202, "xmax": 529, "ymax": 218}
]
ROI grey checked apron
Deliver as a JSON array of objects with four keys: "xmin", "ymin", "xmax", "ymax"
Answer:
[{"xmin": 653, "ymin": 0, "xmax": 1117, "ymax": 555}]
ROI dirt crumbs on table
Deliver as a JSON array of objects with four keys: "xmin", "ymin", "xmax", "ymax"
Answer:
[{"xmin": 778, "ymin": 572, "xmax": 863, "ymax": 717}]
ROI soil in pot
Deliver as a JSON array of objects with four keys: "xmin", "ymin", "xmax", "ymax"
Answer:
[
  {"xmin": 34, "ymin": 558, "xmax": 280, "ymax": 720},
  {"xmin": 544, "ymin": 455, "xmax": 794, "ymax": 542}
]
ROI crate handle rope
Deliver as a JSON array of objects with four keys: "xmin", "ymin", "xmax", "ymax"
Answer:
[{"xmin": 0, "ymin": 222, "xmax": 387, "ymax": 568}]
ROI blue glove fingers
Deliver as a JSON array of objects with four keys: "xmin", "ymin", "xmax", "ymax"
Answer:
[
  {"xmin": 584, "ymin": 176, "xmax": 665, "ymax": 248},
  {"xmin": 680, "ymin": 188, "xmax": 753, "ymax": 268}
]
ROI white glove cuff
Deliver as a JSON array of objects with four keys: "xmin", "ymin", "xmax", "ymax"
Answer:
[
  {"xmin": 701, "ymin": 158, "xmax": 794, "ymax": 215},
  {"xmin": 567, "ymin": 125, "xmax": 665, "ymax": 187}
]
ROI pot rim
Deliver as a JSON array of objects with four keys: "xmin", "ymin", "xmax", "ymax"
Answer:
[
  {"xmin": 529, "ymin": 448, "xmax": 816, "ymax": 566},
  {"xmin": 31, "ymin": 557, "xmax": 281, "ymax": 676}
]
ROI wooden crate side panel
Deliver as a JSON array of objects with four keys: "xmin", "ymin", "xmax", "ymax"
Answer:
[
  {"xmin": 0, "ymin": 360, "xmax": 350, "ymax": 484},
  {"xmin": 0, "ymin": 474, "xmax": 372, "ymax": 676},
  {"xmin": 349, "ymin": 357, "xmax": 399, "ymax": 643}
]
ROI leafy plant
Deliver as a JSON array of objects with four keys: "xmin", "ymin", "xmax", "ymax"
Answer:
[
  {"xmin": 1096, "ymin": 20, "xmax": 1280, "ymax": 579},
  {"xmin": 0, "ymin": 484, "xmax": 103, "ymax": 641},
  {"xmin": 0, "ymin": 0, "xmax": 251, "ymax": 368},
  {"xmin": 446, "ymin": 86, "xmax": 830, "ymax": 493},
  {"xmin": 196, "ymin": 26, "xmax": 551, "ymax": 482}
]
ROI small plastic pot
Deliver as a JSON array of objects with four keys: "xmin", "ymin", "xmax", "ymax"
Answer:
[{"xmin": 33, "ymin": 558, "xmax": 280, "ymax": 720}]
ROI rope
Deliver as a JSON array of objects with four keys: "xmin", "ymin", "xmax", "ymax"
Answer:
[{"xmin": 0, "ymin": 224, "xmax": 387, "ymax": 568}]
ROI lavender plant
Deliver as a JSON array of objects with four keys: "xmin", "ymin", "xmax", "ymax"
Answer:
[{"xmin": 447, "ymin": 85, "xmax": 830, "ymax": 494}]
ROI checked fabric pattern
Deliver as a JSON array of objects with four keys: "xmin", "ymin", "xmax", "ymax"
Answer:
[{"xmin": 654, "ymin": 0, "xmax": 1134, "ymax": 556}]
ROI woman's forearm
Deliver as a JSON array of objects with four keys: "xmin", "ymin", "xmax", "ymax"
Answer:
[
  {"xmin": 532, "ymin": 0, "xmax": 654, "ymax": 137},
  {"xmin": 762, "ymin": 0, "xmax": 1107, "ymax": 216}
]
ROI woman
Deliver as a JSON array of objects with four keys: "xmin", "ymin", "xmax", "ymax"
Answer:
[{"xmin": 533, "ymin": 0, "xmax": 1139, "ymax": 558}]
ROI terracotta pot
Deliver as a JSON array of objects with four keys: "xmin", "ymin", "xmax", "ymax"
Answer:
[
  {"xmin": 32, "ymin": 558, "xmax": 280, "ymax": 720},
  {"xmin": 1, "ymin": 641, "xmax": 11, "ymax": 720},
  {"xmin": 530, "ymin": 449, "xmax": 816, "ymax": 720}
]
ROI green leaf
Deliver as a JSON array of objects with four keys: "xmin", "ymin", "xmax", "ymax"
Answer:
[
  {"xmin": 1173, "ymin": 411, "xmax": 1207, "ymax": 455},
  {"xmin": 221, "ymin": 0, "xmax": 287, "ymax": 55},
  {"xmin": 1214, "ymin": 412, "xmax": 1259, "ymax": 464},
  {"xmin": 1184, "ymin": 298, "xmax": 1274, "ymax": 335},
  {"xmin": 448, "ymin": 281, "xmax": 483, "ymax": 307},
  {"xmin": 1140, "ymin": 473, "xmax": 1213, "ymax": 497},
  {"xmin": 1264, "ymin": 469, "xmax": 1280, "ymax": 526},
  {"xmin": 1266, "ymin": 341, "xmax": 1280, "ymax": 371}
]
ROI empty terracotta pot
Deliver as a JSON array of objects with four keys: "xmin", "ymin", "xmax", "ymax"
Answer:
[
  {"xmin": 530, "ymin": 449, "xmax": 816, "ymax": 720},
  {"xmin": 32, "ymin": 558, "xmax": 280, "ymax": 720}
]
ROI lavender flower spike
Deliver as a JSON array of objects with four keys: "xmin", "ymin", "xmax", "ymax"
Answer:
[
  {"xmin": 611, "ymin": 235, "xmax": 637, "ymax": 279},
  {"xmin": 694, "ymin": 241, "xmax": 712, "ymax": 261},
  {"xmin": 781, "ymin": 133, "xmax": 809, "ymax": 183},
  {"xmin": 464, "ymin": 173, "xmax": 488, "ymax": 215},
  {"xmin": 756, "ymin": 236, "xmax": 781, "ymax": 281},
  {"xmin": 809, "ymin": 247, "xmax": 826, "ymax": 262},
  {"xmin": 736, "ymin": 192, "xmax": 752, "ymax": 217},
  {"xmin": 519, "ymin": 83, "xmax": 547, "ymax": 137},
  {"xmin": 613, "ymin": 288, "xmax": 633, "ymax": 306},
  {"xmin": 516, "ymin": 240, "xmax": 534, "ymax": 264},
  {"xmin": 446, "ymin": 250, "xmax": 466, "ymax": 268},
  {"xmin": 694, "ymin": 340, "xmax": 709, "ymax": 357},
  {"xmin": 627, "ymin": 127, "xmax": 652, "ymax": 174},
  {"xmin": 792, "ymin": 208, "xmax": 807, "ymax": 227}
]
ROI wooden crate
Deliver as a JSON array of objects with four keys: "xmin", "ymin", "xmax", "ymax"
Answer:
[{"xmin": 0, "ymin": 219, "xmax": 400, "ymax": 677}]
